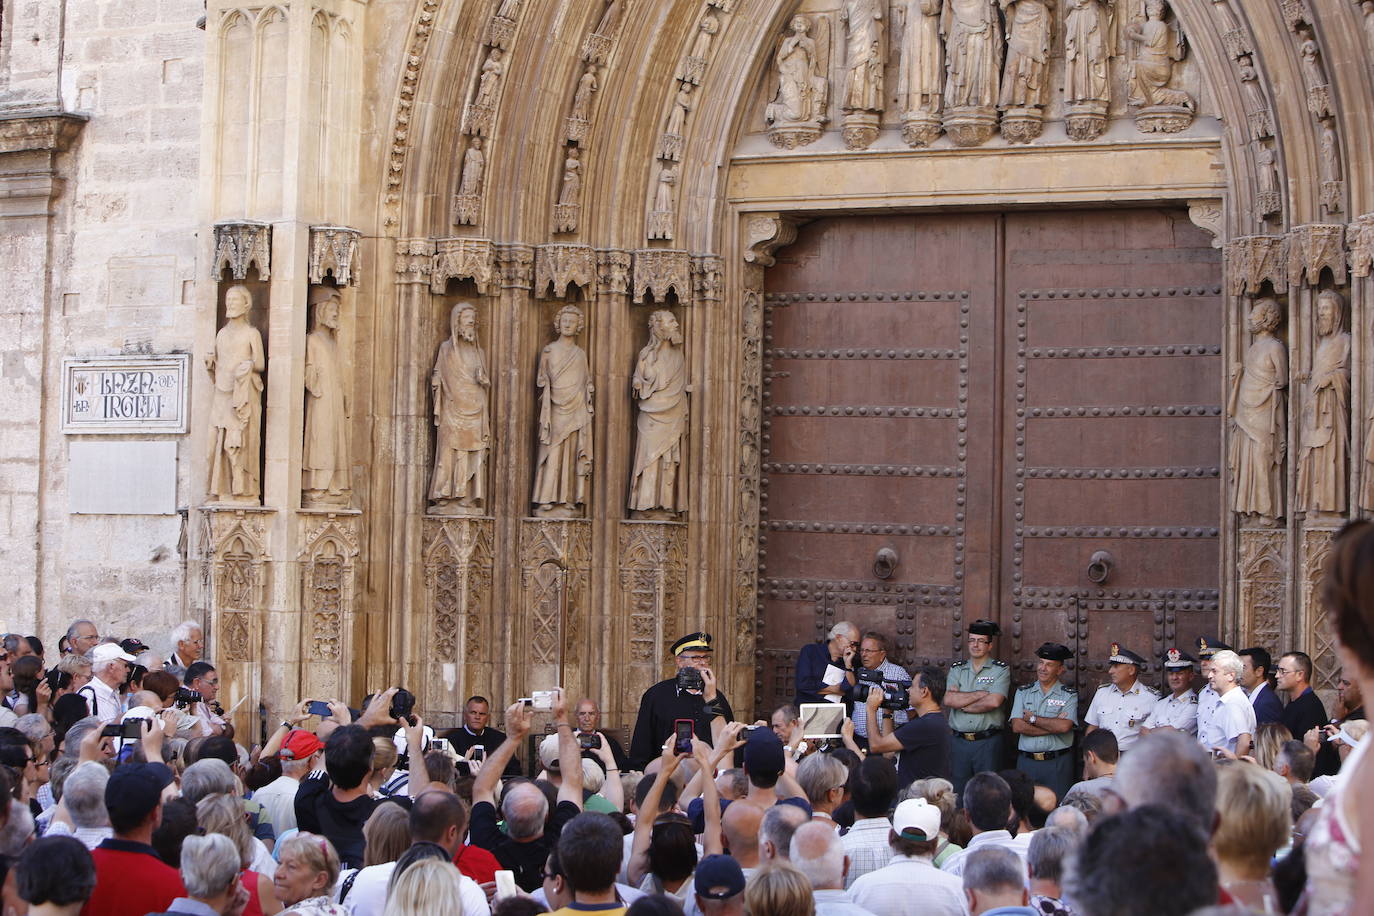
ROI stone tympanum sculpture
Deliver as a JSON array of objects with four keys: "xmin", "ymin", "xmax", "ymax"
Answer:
[
  {"xmin": 1297, "ymin": 290, "xmax": 1350, "ymax": 514},
  {"xmin": 303, "ymin": 290, "xmax": 351, "ymax": 507},
  {"xmin": 430, "ymin": 303, "xmax": 491, "ymax": 515},
  {"xmin": 999, "ymin": 0, "xmax": 1055, "ymax": 141},
  {"xmin": 1229, "ymin": 298, "xmax": 1287, "ymax": 526},
  {"xmin": 629, "ymin": 310, "xmax": 689, "ymax": 516},
  {"xmin": 1124, "ymin": 0, "xmax": 1194, "ymax": 132},
  {"xmin": 206, "ymin": 284, "xmax": 265, "ymax": 503},
  {"xmin": 765, "ymin": 16, "xmax": 829, "ymax": 149},
  {"xmin": 1063, "ymin": 0, "xmax": 1110, "ymax": 139},
  {"xmin": 533, "ymin": 305, "xmax": 594, "ymax": 516}
]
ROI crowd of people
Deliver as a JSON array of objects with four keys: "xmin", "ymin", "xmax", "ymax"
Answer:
[{"xmin": 1, "ymin": 522, "xmax": 1373, "ymax": 915}]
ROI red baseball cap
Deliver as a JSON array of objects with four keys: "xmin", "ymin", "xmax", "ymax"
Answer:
[{"xmin": 280, "ymin": 729, "xmax": 324, "ymax": 760}]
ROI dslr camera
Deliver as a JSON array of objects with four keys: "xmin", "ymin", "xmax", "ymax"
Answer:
[
  {"xmin": 856, "ymin": 667, "xmax": 911, "ymax": 712},
  {"xmin": 676, "ymin": 666, "xmax": 704, "ymax": 692},
  {"xmin": 390, "ymin": 688, "xmax": 417, "ymax": 726},
  {"xmin": 173, "ymin": 687, "xmax": 203, "ymax": 709}
]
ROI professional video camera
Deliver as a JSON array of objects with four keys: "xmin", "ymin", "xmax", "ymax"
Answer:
[{"xmin": 856, "ymin": 667, "xmax": 912, "ymax": 712}]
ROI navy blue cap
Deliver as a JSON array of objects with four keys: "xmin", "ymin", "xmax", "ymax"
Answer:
[
  {"xmin": 695, "ymin": 854, "xmax": 746, "ymax": 898},
  {"xmin": 106, "ymin": 763, "xmax": 174, "ymax": 826},
  {"xmin": 743, "ymin": 727, "xmax": 784, "ymax": 778}
]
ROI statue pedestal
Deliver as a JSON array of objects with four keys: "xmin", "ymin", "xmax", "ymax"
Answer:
[
  {"xmin": 841, "ymin": 111, "xmax": 880, "ymax": 151},
  {"xmin": 900, "ymin": 111, "xmax": 942, "ymax": 148},
  {"xmin": 418, "ymin": 516, "xmax": 495, "ymax": 727},
  {"xmin": 1000, "ymin": 107, "xmax": 1044, "ymax": 144},
  {"xmin": 554, "ymin": 203, "xmax": 580, "ymax": 234},
  {"xmin": 943, "ymin": 107, "xmax": 997, "ymax": 147},
  {"xmin": 767, "ymin": 121, "xmax": 824, "ymax": 150},
  {"xmin": 1065, "ymin": 101, "xmax": 1108, "ymax": 141},
  {"xmin": 1134, "ymin": 104, "xmax": 1194, "ymax": 134}
]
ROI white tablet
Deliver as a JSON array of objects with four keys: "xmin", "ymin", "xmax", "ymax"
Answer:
[{"xmin": 800, "ymin": 703, "xmax": 846, "ymax": 739}]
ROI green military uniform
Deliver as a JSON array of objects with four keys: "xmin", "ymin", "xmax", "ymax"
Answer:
[
  {"xmin": 947, "ymin": 644, "xmax": 1011, "ymax": 794},
  {"xmin": 1011, "ymin": 679, "xmax": 1078, "ymax": 800}
]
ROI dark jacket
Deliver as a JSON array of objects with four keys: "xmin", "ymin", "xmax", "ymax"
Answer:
[
  {"xmin": 293, "ymin": 772, "xmax": 376, "ymax": 869},
  {"xmin": 1281, "ymin": 687, "xmax": 1329, "ymax": 745},
  {"xmin": 1250, "ymin": 683, "xmax": 1284, "ymax": 725},
  {"xmin": 629, "ymin": 678, "xmax": 733, "ymax": 770}
]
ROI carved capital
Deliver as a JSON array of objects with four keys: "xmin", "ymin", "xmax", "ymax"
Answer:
[
  {"xmin": 496, "ymin": 244, "xmax": 536, "ymax": 289},
  {"xmin": 1281, "ymin": 0, "xmax": 1311, "ymax": 30},
  {"xmin": 432, "ymin": 238, "xmax": 496, "ymax": 295},
  {"xmin": 1287, "ymin": 224, "xmax": 1346, "ymax": 287},
  {"xmin": 1187, "ymin": 200, "xmax": 1223, "ymax": 249},
  {"xmin": 1349, "ymin": 213, "xmax": 1374, "ymax": 279},
  {"xmin": 692, "ymin": 254, "xmax": 725, "ymax": 304},
  {"xmin": 0, "ymin": 111, "xmax": 87, "ymax": 154},
  {"xmin": 395, "ymin": 238, "xmax": 436, "ymax": 285},
  {"xmin": 596, "ymin": 249, "xmax": 633, "ymax": 296},
  {"xmin": 535, "ymin": 244, "xmax": 596, "ymax": 299},
  {"xmin": 743, "ymin": 214, "xmax": 799, "ymax": 268},
  {"xmin": 213, "ymin": 221, "xmax": 272, "ymax": 281},
  {"xmin": 1225, "ymin": 235, "xmax": 1287, "ymax": 296},
  {"xmin": 308, "ymin": 226, "xmax": 362, "ymax": 287},
  {"xmin": 633, "ymin": 249, "xmax": 692, "ymax": 304}
]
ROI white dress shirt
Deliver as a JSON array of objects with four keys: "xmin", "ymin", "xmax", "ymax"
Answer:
[
  {"xmin": 338, "ymin": 860, "xmax": 491, "ymax": 916},
  {"xmin": 77, "ymin": 678, "xmax": 122, "ymax": 724},
  {"xmin": 850, "ymin": 854, "xmax": 967, "ymax": 916},
  {"xmin": 939, "ymin": 829, "xmax": 1028, "ymax": 878},
  {"xmin": 813, "ymin": 887, "xmax": 879, "ymax": 916}
]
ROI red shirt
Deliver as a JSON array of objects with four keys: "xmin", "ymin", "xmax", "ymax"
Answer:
[
  {"xmin": 81, "ymin": 839, "xmax": 186, "ymax": 916},
  {"xmin": 456, "ymin": 842, "xmax": 502, "ymax": 884}
]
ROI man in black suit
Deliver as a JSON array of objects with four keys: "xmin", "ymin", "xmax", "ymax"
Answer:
[
  {"xmin": 629, "ymin": 632, "xmax": 733, "ymax": 769},
  {"xmin": 1277, "ymin": 651, "xmax": 1328, "ymax": 743}
]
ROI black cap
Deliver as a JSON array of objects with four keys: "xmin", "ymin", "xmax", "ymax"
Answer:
[
  {"xmin": 743, "ymin": 728, "xmax": 785, "ymax": 779},
  {"xmin": 1035, "ymin": 642, "xmax": 1073, "ymax": 662},
  {"xmin": 119, "ymin": 638, "xmax": 149, "ymax": 656},
  {"xmin": 105, "ymin": 763, "xmax": 174, "ymax": 827},
  {"xmin": 1108, "ymin": 643, "xmax": 1146, "ymax": 666},
  {"xmin": 1163, "ymin": 648, "xmax": 1198, "ymax": 669},
  {"xmin": 695, "ymin": 854, "xmax": 746, "ymax": 899},
  {"xmin": 1196, "ymin": 637, "xmax": 1231, "ymax": 659},
  {"xmin": 968, "ymin": 619, "xmax": 1002, "ymax": 638},
  {"xmin": 671, "ymin": 633, "xmax": 713, "ymax": 656}
]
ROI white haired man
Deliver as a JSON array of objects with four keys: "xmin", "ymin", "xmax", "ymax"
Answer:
[
  {"xmin": 65, "ymin": 620, "xmax": 101, "ymax": 657},
  {"xmin": 164, "ymin": 621, "xmax": 204, "ymax": 682},
  {"xmin": 1196, "ymin": 648, "xmax": 1255, "ymax": 758},
  {"xmin": 77, "ymin": 643, "xmax": 136, "ymax": 723},
  {"xmin": 796, "ymin": 621, "xmax": 860, "ymax": 707}
]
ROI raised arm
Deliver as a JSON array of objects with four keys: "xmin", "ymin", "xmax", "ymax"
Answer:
[
  {"xmin": 591, "ymin": 735, "xmax": 623, "ymax": 811},
  {"xmin": 628, "ymin": 739, "xmax": 682, "ymax": 886},
  {"xmin": 473, "ymin": 701, "xmax": 531, "ymax": 808},
  {"xmin": 694, "ymin": 738, "xmax": 723, "ymax": 856},
  {"xmin": 554, "ymin": 689, "xmax": 583, "ymax": 809}
]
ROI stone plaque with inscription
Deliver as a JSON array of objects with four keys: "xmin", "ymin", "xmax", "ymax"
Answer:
[{"xmin": 62, "ymin": 355, "xmax": 188, "ymax": 433}]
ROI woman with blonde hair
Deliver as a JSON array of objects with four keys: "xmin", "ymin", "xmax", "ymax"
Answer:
[
  {"xmin": 902, "ymin": 777, "xmax": 963, "ymax": 867},
  {"xmin": 381, "ymin": 857, "xmax": 466, "ymax": 916},
  {"xmin": 274, "ymin": 832, "xmax": 348, "ymax": 916},
  {"xmin": 197, "ymin": 792, "xmax": 280, "ymax": 915},
  {"xmin": 1250, "ymin": 722, "xmax": 1291, "ymax": 771},
  {"xmin": 743, "ymin": 863, "xmax": 813, "ymax": 916},
  {"xmin": 369, "ymin": 737, "xmax": 400, "ymax": 797},
  {"xmin": 1213, "ymin": 761, "xmax": 1290, "ymax": 912}
]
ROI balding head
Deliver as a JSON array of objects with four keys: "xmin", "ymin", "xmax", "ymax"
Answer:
[
  {"xmin": 721, "ymin": 801, "xmax": 765, "ymax": 867},
  {"xmin": 790, "ymin": 821, "xmax": 846, "ymax": 890},
  {"xmin": 1113, "ymin": 730, "xmax": 1216, "ymax": 835},
  {"xmin": 502, "ymin": 782, "xmax": 549, "ymax": 842},
  {"xmin": 759, "ymin": 803, "xmax": 808, "ymax": 863}
]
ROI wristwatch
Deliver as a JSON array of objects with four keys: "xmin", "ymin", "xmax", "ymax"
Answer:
[{"xmin": 1029, "ymin": 714, "xmax": 1038, "ymax": 725}]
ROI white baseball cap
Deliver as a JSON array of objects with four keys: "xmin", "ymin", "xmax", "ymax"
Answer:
[
  {"xmin": 91, "ymin": 643, "xmax": 137, "ymax": 664},
  {"xmin": 892, "ymin": 798, "xmax": 941, "ymax": 841}
]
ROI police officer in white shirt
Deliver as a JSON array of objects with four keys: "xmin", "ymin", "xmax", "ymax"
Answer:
[
  {"xmin": 1084, "ymin": 644, "xmax": 1157, "ymax": 753},
  {"xmin": 1141, "ymin": 648, "xmax": 1199, "ymax": 737}
]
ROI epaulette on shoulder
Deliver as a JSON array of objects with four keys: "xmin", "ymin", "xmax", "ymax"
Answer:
[
  {"xmin": 1018, "ymin": 682, "xmax": 1034, "ymax": 691},
  {"xmin": 1062, "ymin": 686, "xmax": 1077, "ymax": 694},
  {"xmin": 991, "ymin": 659, "xmax": 1008, "ymax": 668},
  {"xmin": 1189, "ymin": 693, "xmax": 1198, "ymax": 704},
  {"xmin": 951, "ymin": 659, "xmax": 968, "ymax": 668}
]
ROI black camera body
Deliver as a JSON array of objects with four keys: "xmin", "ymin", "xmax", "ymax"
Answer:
[
  {"xmin": 390, "ymin": 688, "xmax": 417, "ymax": 725},
  {"xmin": 173, "ymin": 687, "xmax": 203, "ymax": 709},
  {"xmin": 856, "ymin": 667, "xmax": 911, "ymax": 711},
  {"xmin": 578, "ymin": 732, "xmax": 602, "ymax": 751},
  {"xmin": 45, "ymin": 669, "xmax": 71, "ymax": 693},
  {"xmin": 676, "ymin": 666, "xmax": 704, "ymax": 692}
]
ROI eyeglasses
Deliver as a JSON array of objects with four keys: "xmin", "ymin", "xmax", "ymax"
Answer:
[
  {"xmin": 1276, "ymin": 667, "xmax": 1296, "ymax": 675},
  {"xmin": 541, "ymin": 871, "xmax": 561, "ymax": 881}
]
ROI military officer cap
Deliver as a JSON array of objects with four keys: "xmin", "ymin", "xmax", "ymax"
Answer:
[
  {"xmin": 671, "ymin": 632, "xmax": 714, "ymax": 656},
  {"xmin": 968, "ymin": 619, "xmax": 1002, "ymax": 638},
  {"xmin": 1195, "ymin": 636, "xmax": 1231, "ymax": 659},
  {"xmin": 1035, "ymin": 642, "xmax": 1073, "ymax": 662},
  {"xmin": 1163, "ymin": 648, "xmax": 1198, "ymax": 669},
  {"xmin": 1107, "ymin": 643, "xmax": 1146, "ymax": 666}
]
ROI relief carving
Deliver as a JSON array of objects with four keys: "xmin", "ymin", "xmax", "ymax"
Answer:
[
  {"xmin": 1238, "ymin": 528, "xmax": 1285, "ymax": 649},
  {"xmin": 1063, "ymin": 0, "xmax": 1111, "ymax": 141},
  {"xmin": 1225, "ymin": 235, "xmax": 1288, "ymax": 296},
  {"xmin": 1296, "ymin": 291, "xmax": 1350, "ymax": 515},
  {"xmin": 432, "ymin": 238, "xmax": 496, "ymax": 294},
  {"xmin": 429, "ymin": 304, "xmax": 491, "ymax": 516},
  {"xmin": 206, "ymin": 285, "xmax": 265, "ymax": 505},
  {"xmin": 598, "ymin": 249, "xmax": 633, "ymax": 296},
  {"xmin": 520, "ymin": 520, "xmax": 591, "ymax": 672},
  {"xmin": 208, "ymin": 510, "xmax": 269, "ymax": 664},
  {"xmin": 212, "ymin": 221, "xmax": 271, "ymax": 281},
  {"xmin": 453, "ymin": 139, "xmax": 485, "ymax": 226},
  {"xmin": 422, "ymin": 518, "xmax": 495, "ymax": 711},
  {"xmin": 303, "ymin": 290, "xmax": 351, "ymax": 508},
  {"xmin": 942, "ymin": 0, "xmax": 1003, "ymax": 146},
  {"xmin": 497, "ymin": 244, "xmax": 536, "ymax": 289},
  {"xmin": 1288, "ymin": 224, "xmax": 1346, "ymax": 288},
  {"xmin": 630, "ymin": 311, "xmax": 689, "ymax": 517},
  {"xmin": 1125, "ymin": 0, "xmax": 1195, "ymax": 133},
  {"xmin": 533, "ymin": 306, "xmax": 594, "ymax": 518},
  {"xmin": 1303, "ymin": 527, "xmax": 1339, "ymax": 691},
  {"xmin": 618, "ymin": 522, "xmax": 688, "ymax": 703},
  {"xmin": 633, "ymin": 249, "xmax": 693, "ymax": 303},
  {"xmin": 298, "ymin": 516, "xmax": 360, "ymax": 687},
  {"xmin": 463, "ymin": 48, "xmax": 506, "ymax": 137},
  {"xmin": 647, "ymin": 163, "xmax": 677, "ymax": 241},
  {"xmin": 308, "ymin": 227, "xmax": 361, "ymax": 287},
  {"xmin": 1349, "ymin": 214, "xmax": 1374, "ymax": 279},
  {"xmin": 693, "ymin": 254, "xmax": 725, "ymax": 304},
  {"xmin": 734, "ymin": 284, "xmax": 765, "ymax": 663},
  {"xmin": 1228, "ymin": 298, "xmax": 1287, "ymax": 526},
  {"xmin": 840, "ymin": 0, "xmax": 886, "ymax": 149},
  {"xmin": 766, "ymin": 16, "xmax": 830, "ymax": 150},
  {"xmin": 899, "ymin": 0, "xmax": 944, "ymax": 147},
  {"xmin": 555, "ymin": 147, "xmax": 582, "ymax": 235},
  {"xmin": 999, "ymin": 0, "xmax": 1054, "ymax": 143},
  {"xmin": 679, "ymin": 13, "xmax": 720, "ymax": 85},
  {"xmin": 536, "ymin": 245, "xmax": 596, "ymax": 299},
  {"xmin": 395, "ymin": 239, "xmax": 436, "ymax": 285}
]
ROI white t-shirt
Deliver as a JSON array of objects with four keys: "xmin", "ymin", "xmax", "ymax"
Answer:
[
  {"xmin": 337, "ymin": 860, "xmax": 490, "ymax": 916},
  {"xmin": 1197, "ymin": 686, "xmax": 1256, "ymax": 754}
]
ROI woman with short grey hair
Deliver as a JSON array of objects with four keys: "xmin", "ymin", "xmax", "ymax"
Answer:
[
  {"xmin": 167, "ymin": 833, "xmax": 249, "ymax": 916},
  {"xmin": 181, "ymin": 758, "xmax": 238, "ymax": 806}
]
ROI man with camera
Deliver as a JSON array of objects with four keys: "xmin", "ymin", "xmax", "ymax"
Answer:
[
  {"xmin": 441, "ymin": 695, "xmax": 523, "ymax": 778},
  {"xmin": 78, "ymin": 643, "xmax": 137, "ymax": 724},
  {"xmin": 574, "ymin": 698, "xmax": 631, "ymax": 771},
  {"xmin": 852, "ymin": 633, "xmax": 910, "ymax": 747},
  {"xmin": 630, "ymin": 632, "xmax": 734, "ymax": 770},
  {"xmin": 183, "ymin": 662, "xmax": 229, "ymax": 738},
  {"xmin": 863, "ymin": 665, "xmax": 951, "ymax": 788}
]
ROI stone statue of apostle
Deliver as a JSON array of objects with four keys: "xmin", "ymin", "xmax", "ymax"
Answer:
[
  {"xmin": 629, "ymin": 310, "xmax": 689, "ymax": 516},
  {"xmin": 429, "ymin": 303, "xmax": 491, "ymax": 514}
]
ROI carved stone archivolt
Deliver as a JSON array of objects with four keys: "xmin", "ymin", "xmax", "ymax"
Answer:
[
  {"xmin": 421, "ymin": 517, "xmax": 494, "ymax": 724},
  {"xmin": 617, "ymin": 521, "xmax": 687, "ymax": 711},
  {"xmin": 308, "ymin": 226, "xmax": 361, "ymax": 287},
  {"xmin": 431, "ymin": 238, "xmax": 496, "ymax": 295},
  {"xmin": 212, "ymin": 221, "xmax": 271, "ymax": 281},
  {"xmin": 1238, "ymin": 527, "xmax": 1285, "ymax": 649},
  {"xmin": 298, "ymin": 512, "xmax": 360, "ymax": 703}
]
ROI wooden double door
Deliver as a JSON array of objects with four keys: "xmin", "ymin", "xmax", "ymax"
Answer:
[{"xmin": 756, "ymin": 209, "xmax": 1223, "ymax": 715}]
